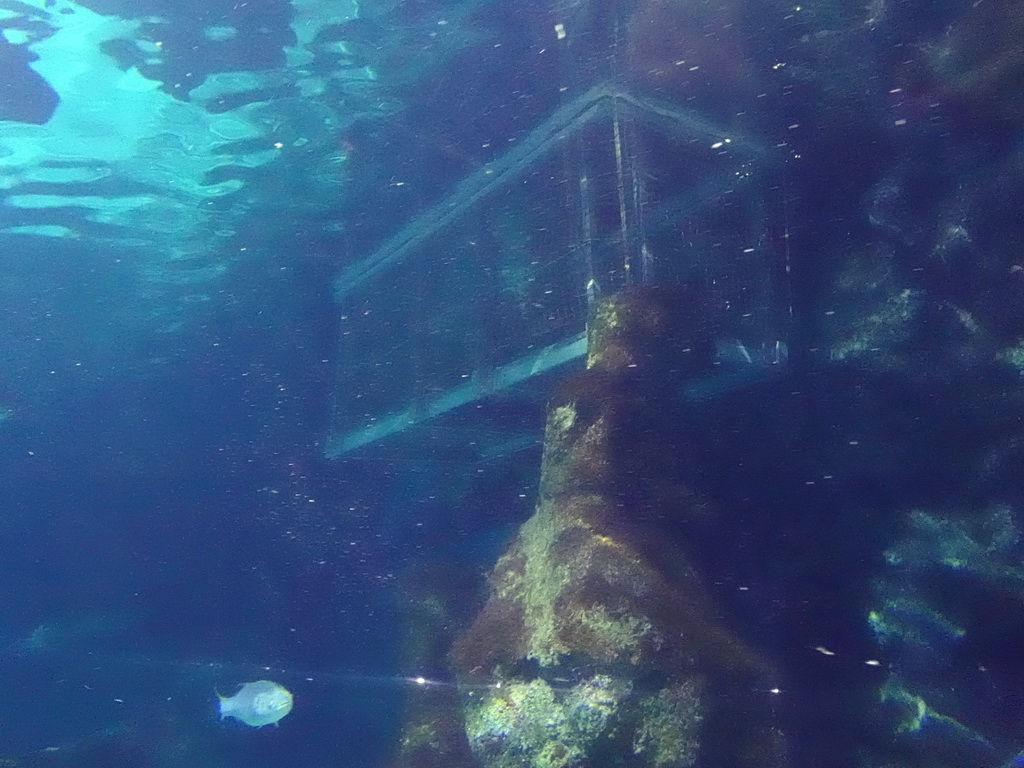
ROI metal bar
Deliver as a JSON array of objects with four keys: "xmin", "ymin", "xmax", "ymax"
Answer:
[{"xmin": 325, "ymin": 332, "xmax": 587, "ymax": 456}]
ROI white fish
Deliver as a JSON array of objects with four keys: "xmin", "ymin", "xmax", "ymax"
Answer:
[{"xmin": 218, "ymin": 680, "xmax": 293, "ymax": 727}]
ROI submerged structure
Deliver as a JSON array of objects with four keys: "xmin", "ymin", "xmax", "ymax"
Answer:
[
  {"xmin": 321, "ymin": 0, "xmax": 1024, "ymax": 766},
  {"xmin": 448, "ymin": 287, "xmax": 786, "ymax": 767},
  {"xmin": 325, "ymin": 84, "xmax": 785, "ymax": 459}
]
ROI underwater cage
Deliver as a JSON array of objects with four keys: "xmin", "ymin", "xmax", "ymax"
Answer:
[{"xmin": 324, "ymin": 19, "xmax": 790, "ymax": 460}]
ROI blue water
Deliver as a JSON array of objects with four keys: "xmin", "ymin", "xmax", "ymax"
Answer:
[{"xmin": 2, "ymin": 0, "xmax": 1024, "ymax": 766}]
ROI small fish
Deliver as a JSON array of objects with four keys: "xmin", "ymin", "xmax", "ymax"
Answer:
[{"xmin": 218, "ymin": 680, "xmax": 293, "ymax": 727}]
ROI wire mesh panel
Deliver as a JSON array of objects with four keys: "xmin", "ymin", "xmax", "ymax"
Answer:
[{"xmin": 327, "ymin": 85, "xmax": 784, "ymax": 458}]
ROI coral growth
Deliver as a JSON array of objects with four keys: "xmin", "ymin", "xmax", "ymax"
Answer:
[{"xmin": 450, "ymin": 287, "xmax": 786, "ymax": 768}]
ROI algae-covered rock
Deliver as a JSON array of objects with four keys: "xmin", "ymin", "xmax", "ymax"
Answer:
[
  {"xmin": 464, "ymin": 674, "xmax": 634, "ymax": 768},
  {"xmin": 867, "ymin": 505, "xmax": 1024, "ymax": 767},
  {"xmin": 632, "ymin": 681, "xmax": 704, "ymax": 768},
  {"xmin": 451, "ymin": 287, "xmax": 787, "ymax": 768}
]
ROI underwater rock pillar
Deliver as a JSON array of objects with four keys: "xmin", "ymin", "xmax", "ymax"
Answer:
[{"xmin": 451, "ymin": 286, "xmax": 787, "ymax": 768}]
